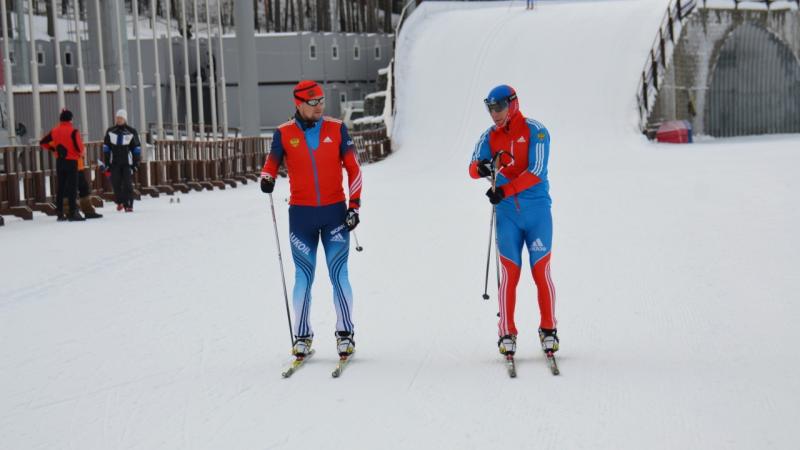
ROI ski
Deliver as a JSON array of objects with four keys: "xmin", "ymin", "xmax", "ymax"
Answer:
[
  {"xmin": 281, "ymin": 349, "xmax": 315, "ymax": 378},
  {"xmin": 545, "ymin": 351, "xmax": 560, "ymax": 375},
  {"xmin": 331, "ymin": 352, "xmax": 354, "ymax": 378},
  {"xmin": 505, "ymin": 354, "xmax": 517, "ymax": 378}
]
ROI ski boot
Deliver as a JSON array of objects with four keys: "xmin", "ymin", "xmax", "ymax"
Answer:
[
  {"xmin": 498, "ymin": 334, "xmax": 517, "ymax": 356},
  {"xmin": 291, "ymin": 336, "xmax": 313, "ymax": 357},
  {"xmin": 538, "ymin": 328, "xmax": 559, "ymax": 353},
  {"xmin": 335, "ymin": 331, "xmax": 355, "ymax": 357}
]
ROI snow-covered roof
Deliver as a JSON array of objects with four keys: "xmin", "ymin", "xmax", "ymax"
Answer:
[
  {"xmin": 352, "ymin": 115, "xmax": 384, "ymax": 125},
  {"xmin": 364, "ymin": 91, "xmax": 386, "ymax": 101}
]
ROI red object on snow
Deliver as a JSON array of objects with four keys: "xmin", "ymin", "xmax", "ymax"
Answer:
[{"xmin": 656, "ymin": 120, "xmax": 693, "ymax": 144}]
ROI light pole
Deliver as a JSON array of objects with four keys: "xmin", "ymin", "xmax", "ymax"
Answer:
[
  {"xmin": 1, "ymin": 0, "xmax": 17, "ymax": 144},
  {"xmin": 151, "ymin": 0, "xmax": 164, "ymax": 140},
  {"xmin": 50, "ymin": 0, "xmax": 65, "ymax": 109},
  {"xmin": 166, "ymin": 0, "xmax": 179, "ymax": 138},
  {"xmin": 216, "ymin": 0, "xmax": 228, "ymax": 139},
  {"xmin": 193, "ymin": 0, "xmax": 204, "ymax": 138},
  {"xmin": 180, "ymin": 0, "xmax": 193, "ymax": 140},
  {"xmin": 72, "ymin": 1, "xmax": 88, "ymax": 142},
  {"xmin": 93, "ymin": 0, "xmax": 109, "ymax": 132},
  {"xmin": 27, "ymin": 0, "xmax": 41, "ymax": 142},
  {"xmin": 205, "ymin": 0, "xmax": 217, "ymax": 139}
]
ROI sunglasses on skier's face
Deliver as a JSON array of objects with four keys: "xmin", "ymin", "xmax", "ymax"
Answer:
[
  {"xmin": 484, "ymin": 93, "xmax": 516, "ymax": 113},
  {"xmin": 484, "ymin": 99, "xmax": 508, "ymax": 113},
  {"xmin": 304, "ymin": 97, "xmax": 325, "ymax": 107}
]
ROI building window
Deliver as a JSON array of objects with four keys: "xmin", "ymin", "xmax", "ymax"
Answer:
[
  {"xmin": 65, "ymin": 51, "xmax": 73, "ymax": 66},
  {"xmin": 354, "ymin": 44, "xmax": 360, "ymax": 60},
  {"xmin": 37, "ymin": 51, "xmax": 45, "ymax": 66},
  {"xmin": 332, "ymin": 44, "xmax": 339, "ymax": 60},
  {"xmin": 309, "ymin": 42, "xmax": 317, "ymax": 60},
  {"xmin": 374, "ymin": 45, "xmax": 381, "ymax": 60}
]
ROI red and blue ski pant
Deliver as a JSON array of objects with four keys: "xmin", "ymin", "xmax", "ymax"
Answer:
[{"xmin": 496, "ymin": 202, "xmax": 556, "ymax": 336}]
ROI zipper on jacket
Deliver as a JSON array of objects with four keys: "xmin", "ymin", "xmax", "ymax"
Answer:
[{"xmin": 308, "ymin": 148, "xmax": 322, "ymax": 206}]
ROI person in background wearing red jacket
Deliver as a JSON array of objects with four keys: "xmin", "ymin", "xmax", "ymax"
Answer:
[
  {"xmin": 260, "ymin": 80, "xmax": 362, "ymax": 359},
  {"xmin": 39, "ymin": 109, "xmax": 85, "ymax": 222}
]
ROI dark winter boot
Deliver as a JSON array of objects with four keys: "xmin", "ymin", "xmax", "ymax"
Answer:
[
  {"xmin": 335, "ymin": 331, "xmax": 355, "ymax": 357},
  {"xmin": 538, "ymin": 328, "xmax": 559, "ymax": 353},
  {"xmin": 67, "ymin": 210, "xmax": 85, "ymax": 222},
  {"xmin": 80, "ymin": 197, "xmax": 103, "ymax": 219}
]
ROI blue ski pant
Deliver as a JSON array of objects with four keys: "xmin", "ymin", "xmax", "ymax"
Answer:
[{"xmin": 288, "ymin": 202, "xmax": 354, "ymax": 338}]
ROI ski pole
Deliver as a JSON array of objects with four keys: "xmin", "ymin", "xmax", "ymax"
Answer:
[
  {"xmin": 482, "ymin": 206, "xmax": 494, "ymax": 300},
  {"xmin": 481, "ymin": 150, "xmax": 513, "ymax": 300},
  {"xmin": 352, "ymin": 230, "xmax": 363, "ymax": 252},
  {"xmin": 268, "ymin": 193, "xmax": 294, "ymax": 348},
  {"xmin": 494, "ymin": 209, "xmax": 501, "ymax": 291},
  {"xmin": 482, "ymin": 151, "xmax": 503, "ymax": 300},
  {"xmin": 492, "ymin": 156, "xmax": 501, "ymax": 296}
]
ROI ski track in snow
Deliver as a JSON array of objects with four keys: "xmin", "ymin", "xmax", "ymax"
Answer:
[{"xmin": 3, "ymin": 1, "xmax": 800, "ymax": 449}]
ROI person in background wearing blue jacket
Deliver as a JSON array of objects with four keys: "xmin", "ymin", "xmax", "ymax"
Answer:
[{"xmin": 103, "ymin": 109, "xmax": 141, "ymax": 212}]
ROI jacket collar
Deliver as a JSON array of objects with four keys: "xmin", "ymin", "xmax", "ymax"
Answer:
[
  {"xmin": 294, "ymin": 112, "xmax": 320, "ymax": 131},
  {"xmin": 494, "ymin": 110, "xmax": 524, "ymax": 134}
]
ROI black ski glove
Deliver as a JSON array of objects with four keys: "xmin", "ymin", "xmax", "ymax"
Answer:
[
  {"xmin": 56, "ymin": 144, "xmax": 68, "ymax": 159},
  {"xmin": 345, "ymin": 208, "xmax": 360, "ymax": 231},
  {"xmin": 260, "ymin": 176, "xmax": 275, "ymax": 194},
  {"xmin": 476, "ymin": 159, "xmax": 493, "ymax": 178},
  {"xmin": 486, "ymin": 187, "xmax": 505, "ymax": 205}
]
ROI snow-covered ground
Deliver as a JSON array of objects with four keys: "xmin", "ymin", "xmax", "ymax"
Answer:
[{"xmin": 3, "ymin": 1, "xmax": 800, "ymax": 449}]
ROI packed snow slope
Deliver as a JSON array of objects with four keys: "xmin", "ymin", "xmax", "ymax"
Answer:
[{"xmin": 3, "ymin": 1, "xmax": 800, "ymax": 449}]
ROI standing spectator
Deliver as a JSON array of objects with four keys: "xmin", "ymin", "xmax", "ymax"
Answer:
[
  {"xmin": 103, "ymin": 110, "xmax": 142, "ymax": 212},
  {"xmin": 39, "ymin": 109, "xmax": 85, "ymax": 222}
]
